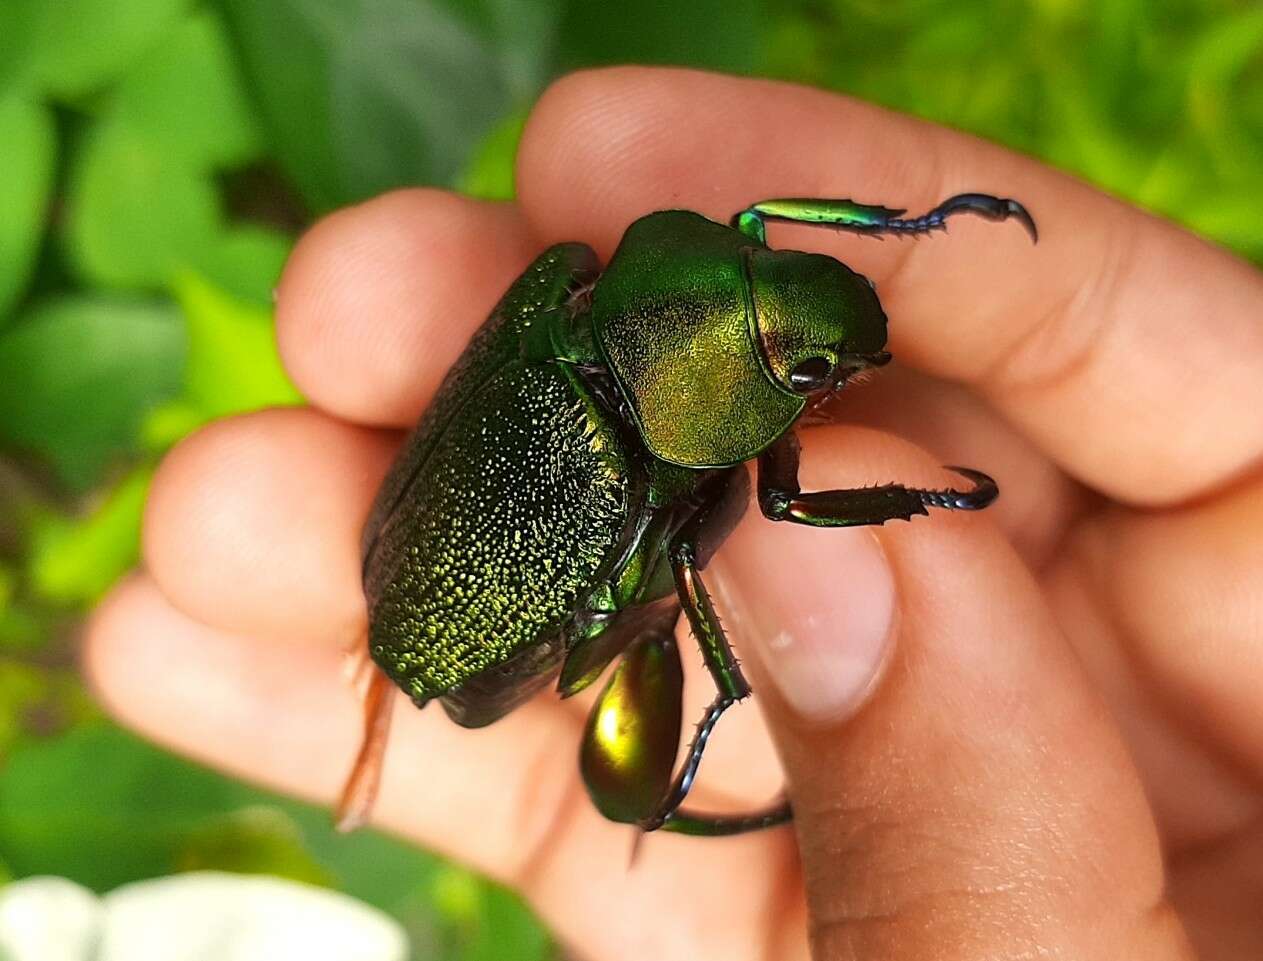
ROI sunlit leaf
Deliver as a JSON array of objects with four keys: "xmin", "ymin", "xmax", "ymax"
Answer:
[
  {"xmin": 455, "ymin": 110, "xmax": 526, "ymax": 201},
  {"xmin": 170, "ymin": 271, "xmax": 303, "ymax": 420},
  {"xmin": 0, "ymin": 94, "xmax": 56, "ymax": 323},
  {"xmin": 0, "ymin": 298, "xmax": 184, "ymax": 490},
  {"xmin": 27, "ymin": 467, "xmax": 152, "ymax": 605},
  {"xmin": 197, "ymin": 227, "xmax": 293, "ymax": 305}
]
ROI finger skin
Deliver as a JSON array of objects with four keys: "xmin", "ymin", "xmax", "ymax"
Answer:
[
  {"xmin": 84, "ymin": 576, "xmax": 810, "ymax": 961},
  {"xmin": 143, "ymin": 407, "xmax": 397, "ymax": 641},
  {"xmin": 276, "ymin": 189, "xmax": 536, "ymax": 427},
  {"xmin": 140, "ymin": 387, "xmax": 1074, "ymax": 680},
  {"xmin": 712, "ymin": 430, "xmax": 1195, "ymax": 960},
  {"xmin": 517, "ymin": 67, "xmax": 1263, "ymax": 505},
  {"xmin": 1044, "ymin": 475, "xmax": 1263, "ymax": 850},
  {"xmin": 821, "ymin": 365, "xmax": 1087, "ymax": 569}
]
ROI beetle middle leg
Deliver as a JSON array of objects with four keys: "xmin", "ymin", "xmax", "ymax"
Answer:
[{"xmin": 758, "ymin": 432, "xmax": 998, "ymax": 527}]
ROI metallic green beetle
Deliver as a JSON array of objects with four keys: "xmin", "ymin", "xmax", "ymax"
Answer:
[{"xmin": 339, "ymin": 192, "xmax": 1037, "ymax": 837}]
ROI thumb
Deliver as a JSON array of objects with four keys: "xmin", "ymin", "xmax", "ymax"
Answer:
[{"xmin": 711, "ymin": 432, "xmax": 1193, "ymax": 961}]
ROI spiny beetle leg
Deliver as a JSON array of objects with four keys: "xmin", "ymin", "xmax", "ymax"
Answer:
[
  {"xmin": 671, "ymin": 539, "xmax": 749, "ymax": 704},
  {"xmin": 336, "ymin": 665, "xmax": 399, "ymax": 833},
  {"xmin": 732, "ymin": 192, "xmax": 1037, "ymax": 244},
  {"xmin": 636, "ymin": 692, "xmax": 731, "ymax": 833},
  {"xmin": 634, "ymin": 539, "xmax": 746, "ymax": 832},
  {"xmin": 758, "ymin": 432, "xmax": 998, "ymax": 528},
  {"xmin": 660, "ymin": 801, "xmax": 793, "ymax": 837},
  {"xmin": 634, "ymin": 538, "xmax": 792, "ymax": 837}
]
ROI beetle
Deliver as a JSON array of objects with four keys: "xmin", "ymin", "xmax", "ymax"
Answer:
[{"xmin": 336, "ymin": 192, "xmax": 1037, "ymax": 837}]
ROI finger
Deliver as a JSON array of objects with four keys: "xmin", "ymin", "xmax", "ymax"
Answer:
[
  {"xmin": 820, "ymin": 367, "xmax": 1088, "ymax": 568},
  {"xmin": 85, "ymin": 576, "xmax": 809, "ymax": 961},
  {"xmin": 517, "ymin": 67, "xmax": 1263, "ymax": 505},
  {"xmin": 143, "ymin": 403, "xmax": 793, "ymax": 808},
  {"xmin": 711, "ymin": 427, "xmax": 1194, "ymax": 960},
  {"xmin": 143, "ymin": 407, "xmax": 397, "ymax": 640},
  {"xmin": 276, "ymin": 189, "xmax": 536, "ymax": 427},
  {"xmin": 1044, "ymin": 475, "xmax": 1263, "ymax": 852},
  {"xmin": 143, "ymin": 377, "xmax": 1078, "ymax": 693}
]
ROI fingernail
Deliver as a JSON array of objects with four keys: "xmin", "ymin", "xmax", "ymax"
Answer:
[{"xmin": 714, "ymin": 521, "xmax": 896, "ymax": 724}]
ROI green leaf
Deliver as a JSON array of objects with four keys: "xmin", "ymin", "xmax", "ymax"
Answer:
[
  {"xmin": 4, "ymin": 0, "xmax": 189, "ymax": 101},
  {"xmin": 27, "ymin": 466, "xmax": 152, "ymax": 605},
  {"xmin": 196, "ymin": 227, "xmax": 293, "ymax": 306},
  {"xmin": 0, "ymin": 94, "xmax": 56, "ymax": 323},
  {"xmin": 0, "ymin": 297, "xmax": 184, "ymax": 490},
  {"xmin": 65, "ymin": 120, "xmax": 223, "ymax": 290},
  {"xmin": 0, "ymin": 659, "xmax": 46, "ymax": 759},
  {"xmin": 170, "ymin": 271, "xmax": 303, "ymax": 421},
  {"xmin": 0, "ymin": 723, "xmax": 554, "ymax": 958},
  {"xmin": 559, "ymin": 0, "xmax": 759, "ymax": 73},
  {"xmin": 220, "ymin": 0, "xmax": 523, "ymax": 211},
  {"xmin": 174, "ymin": 807, "xmax": 334, "ymax": 886},
  {"xmin": 448, "ymin": 0, "xmax": 562, "ymax": 101},
  {"xmin": 456, "ymin": 110, "xmax": 526, "ymax": 201},
  {"xmin": 0, "ymin": 724, "xmax": 259, "ymax": 890},
  {"xmin": 110, "ymin": 10, "xmax": 263, "ymax": 170},
  {"xmin": 431, "ymin": 865, "xmax": 552, "ymax": 961}
]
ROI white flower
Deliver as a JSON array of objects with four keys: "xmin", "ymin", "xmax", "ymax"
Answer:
[{"xmin": 0, "ymin": 872, "xmax": 409, "ymax": 961}]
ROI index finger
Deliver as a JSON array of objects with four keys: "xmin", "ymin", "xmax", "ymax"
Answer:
[{"xmin": 516, "ymin": 67, "xmax": 1263, "ymax": 505}]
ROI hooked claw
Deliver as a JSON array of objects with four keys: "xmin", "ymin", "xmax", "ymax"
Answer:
[
  {"xmin": 932, "ymin": 193, "xmax": 1039, "ymax": 244},
  {"xmin": 920, "ymin": 466, "xmax": 1000, "ymax": 511}
]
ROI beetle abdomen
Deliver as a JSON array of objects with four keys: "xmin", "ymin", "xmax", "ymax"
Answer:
[{"xmin": 363, "ymin": 245, "xmax": 634, "ymax": 704}]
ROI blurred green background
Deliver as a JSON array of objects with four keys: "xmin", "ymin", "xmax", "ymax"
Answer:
[{"xmin": 0, "ymin": 0, "xmax": 1259, "ymax": 957}]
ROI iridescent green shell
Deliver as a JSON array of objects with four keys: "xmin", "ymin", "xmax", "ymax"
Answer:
[{"xmin": 361, "ymin": 245, "xmax": 634, "ymax": 714}]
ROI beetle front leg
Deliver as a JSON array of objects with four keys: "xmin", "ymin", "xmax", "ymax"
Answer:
[
  {"xmin": 759, "ymin": 432, "xmax": 998, "ymax": 528},
  {"xmin": 732, "ymin": 192, "xmax": 1037, "ymax": 245}
]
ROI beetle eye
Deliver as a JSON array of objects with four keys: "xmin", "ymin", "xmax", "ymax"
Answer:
[{"xmin": 788, "ymin": 356, "xmax": 834, "ymax": 393}]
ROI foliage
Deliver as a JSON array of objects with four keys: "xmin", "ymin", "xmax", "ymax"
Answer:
[{"xmin": 0, "ymin": 0, "xmax": 1258, "ymax": 957}]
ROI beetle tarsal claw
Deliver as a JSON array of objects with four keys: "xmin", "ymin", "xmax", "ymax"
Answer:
[
  {"xmin": 1001, "ymin": 198, "xmax": 1039, "ymax": 243},
  {"xmin": 919, "ymin": 466, "xmax": 1000, "ymax": 511}
]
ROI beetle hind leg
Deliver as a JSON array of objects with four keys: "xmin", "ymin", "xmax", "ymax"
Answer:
[
  {"xmin": 637, "ymin": 690, "xmax": 794, "ymax": 837},
  {"xmin": 659, "ymin": 801, "xmax": 792, "ymax": 837},
  {"xmin": 336, "ymin": 647, "xmax": 412, "ymax": 833},
  {"xmin": 629, "ymin": 534, "xmax": 793, "ymax": 837}
]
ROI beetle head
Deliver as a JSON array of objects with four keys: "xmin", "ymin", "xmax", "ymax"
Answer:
[
  {"xmin": 746, "ymin": 246, "xmax": 889, "ymax": 398},
  {"xmin": 592, "ymin": 211, "xmax": 889, "ymax": 469}
]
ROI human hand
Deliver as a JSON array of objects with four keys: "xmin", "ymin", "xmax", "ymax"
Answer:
[{"xmin": 87, "ymin": 68, "xmax": 1263, "ymax": 960}]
